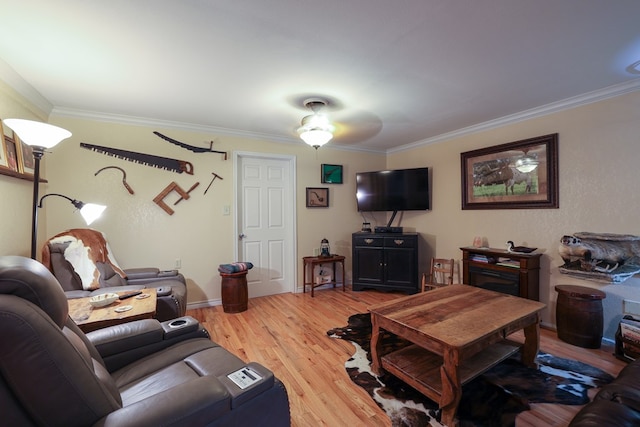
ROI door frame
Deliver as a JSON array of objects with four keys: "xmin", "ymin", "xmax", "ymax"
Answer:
[{"xmin": 233, "ymin": 151, "xmax": 298, "ymax": 294}]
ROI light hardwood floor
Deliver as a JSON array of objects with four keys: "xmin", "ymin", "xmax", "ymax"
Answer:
[{"xmin": 187, "ymin": 287, "xmax": 627, "ymax": 427}]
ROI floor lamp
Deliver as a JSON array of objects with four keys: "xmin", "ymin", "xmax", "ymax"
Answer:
[
  {"xmin": 38, "ymin": 193, "xmax": 106, "ymax": 226},
  {"xmin": 3, "ymin": 119, "xmax": 72, "ymax": 259}
]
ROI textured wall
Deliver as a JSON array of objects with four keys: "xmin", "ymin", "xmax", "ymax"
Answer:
[
  {"xmin": 388, "ymin": 91, "xmax": 640, "ymax": 339},
  {"xmin": 2, "ymin": 77, "xmax": 639, "ymax": 340},
  {"xmin": 41, "ymin": 117, "xmax": 385, "ymax": 305}
]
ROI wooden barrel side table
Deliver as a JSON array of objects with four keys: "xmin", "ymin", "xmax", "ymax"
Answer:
[
  {"xmin": 555, "ymin": 284, "xmax": 606, "ymax": 349},
  {"xmin": 220, "ymin": 271, "xmax": 249, "ymax": 313}
]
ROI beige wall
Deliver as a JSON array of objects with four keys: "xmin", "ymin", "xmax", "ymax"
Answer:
[
  {"xmin": 38, "ymin": 116, "xmax": 387, "ymax": 306},
  {"xmin": 0, "ymin": 80, "xmax": 48, "ymax": 257},
  {"xmin": 2, "ymin": 79, "xmax": 639, "ymax": 340},
  {"xmin": 387, "ymin": 91, "xmax": 640, "ymax": 339}
]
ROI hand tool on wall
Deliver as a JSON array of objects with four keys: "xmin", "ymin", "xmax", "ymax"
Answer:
[
  {"xmin": 153, "ymin": 131, "xmax": 228, "ymax": 160},
  {"xmin": 81, "ymin": 142, "xmax": 194, "ymax": 175},
  {"xmin": 174, "ymin": 182, "xmax": 200, "ymax": 205},
  {"xmin": 153, "ymin": 182, "xmax": 192, "ymax": 215},
  {"xmin": 94, "ymin": 165, "xmax": 135, "ymax": 194},
  {"xmin": 204, "ymin": 172, "xmax": 224, "ymax": 195}
]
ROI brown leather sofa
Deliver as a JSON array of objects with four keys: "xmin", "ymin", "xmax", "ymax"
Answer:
[
  {"xmin": 569, "ymin": 358, "xmax": 640, "ymax": 426},
  {"xmin": 0, "ymin": 256, "xmax": 290, "ymax": 427},
  {"xmin": 42, "ymin": 228, "xmax": 187, "ymax": 321}
]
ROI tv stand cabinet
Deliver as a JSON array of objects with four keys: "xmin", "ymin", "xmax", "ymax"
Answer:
[
  {"xmin": 460, "ymin": 247, "xmax": 541, "ymax": 300},
  {"xmin": 352, "ymin": 232, "xmax": 419, "ymax": 294}
]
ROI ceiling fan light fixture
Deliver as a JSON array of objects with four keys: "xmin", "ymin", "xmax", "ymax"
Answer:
[
  {"xmin": 297, "ymin": 98, "xmax": 335, "ymax": 149},
  {"xmin": 299, "ymin": 128, "xmax": 334, "ymax": 148}
]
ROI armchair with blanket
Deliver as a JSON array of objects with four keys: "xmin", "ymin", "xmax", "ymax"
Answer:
[
  {"xmin": 42, "ymin": 228, "xmax": 187, "ymax": 321},
  {"xmin": 0, "ymin": 255, "xmax": 290, "ymax": 426}
]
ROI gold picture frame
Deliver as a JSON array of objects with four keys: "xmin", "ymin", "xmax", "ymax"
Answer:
[
  {"xmin": 0, "ymin": 120, "xmax": 9, "ymax": 170},
  {"xmin": 17, "ymin": 136, "xmax": 35, "ymax": 175},
  {"xmin": 1, "ymin": 123, "xmax": 20, "ymax": 173}
]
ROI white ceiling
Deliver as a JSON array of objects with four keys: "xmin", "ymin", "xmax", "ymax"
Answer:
[{"xmin": 1, "ymin": 0, "xmax": 639, "ymax": 153}]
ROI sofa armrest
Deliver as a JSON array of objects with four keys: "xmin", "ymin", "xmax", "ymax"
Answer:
[
  {"xmin": 87, "ymin": 319, "xmax": 164, "ymax": 357},
  {"xmin": 94, "ymin": 376, "xmax": 231, "ymax": 427},
  {"xmin": 65, "ymin": 290, "xmax": 91, "ymax": 299},
  {"xmin": 87, "ymin": 317, "xmax": 210, "ymax": 371},
  {"xmin": 124, "ymin": 268, "xmax": 185, "ymax": 284}
]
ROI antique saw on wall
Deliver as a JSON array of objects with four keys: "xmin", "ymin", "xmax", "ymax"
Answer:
[
  {"xmin": 153, "ymin": 131, "xmax": 228, "ymax": 160},
  {"xmin": 80, "ymin": 142, "xmax": 194, "ymax": 174}
]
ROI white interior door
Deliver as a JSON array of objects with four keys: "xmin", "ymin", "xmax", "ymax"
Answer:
[{"xmin": 234, "ymin": 152, "xmax": 296, "ymax": 297}]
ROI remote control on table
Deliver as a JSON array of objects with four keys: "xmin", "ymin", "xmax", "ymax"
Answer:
[{"xmin": 119, "ymin": 291, "xmax": 143, "ymax": 300}]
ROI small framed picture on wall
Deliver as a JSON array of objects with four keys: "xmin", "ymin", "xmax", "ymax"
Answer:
[
  {"xmin": 17, "ymin": 137, "xmax": 35, "ymax": 175},
  {"xmin": 306, "ymin": 187, "xmax": 329, "ymax": 208},
  {"xmin": 0, "ymin": 120, "xmax": 9, "ymax": 170},
  {"xmin": 2, "ymin": 123, "xmax": 19, "ymax": 172},
  {"xmin": 321, "ymin": 164, "xmax": 343, "ymax": 184}
]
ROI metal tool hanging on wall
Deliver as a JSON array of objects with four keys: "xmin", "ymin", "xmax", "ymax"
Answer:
[
  {"xmin": 204, "ymin": 172, "xmax": 224, "ymax": 194},
  {"xmin": 153, "ymin": 131, "xmax": 228, "ymax": 160},
  {"xmin": 80, "ymin": 142, "xmax": 194, "ymax": 175},
  {"xmin": 94, "ymin": 166, "xmax": 135, "ymax": 194}
]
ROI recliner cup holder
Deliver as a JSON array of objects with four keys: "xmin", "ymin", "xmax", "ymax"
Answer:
[
  {"xmin": 168, "ymin": 319, "xmax": 188, "ymax": 328},
  {"xmin": 161, "ymin": 316, "xmax": 200, "ymax": 339}
]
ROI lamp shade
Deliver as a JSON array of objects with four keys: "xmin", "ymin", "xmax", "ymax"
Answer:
[
  {"xmin": 298, "ymin": 113, "xmax": 334, "ymax": 148},
  {"xmin": 79, "ymin": 203, "xmax": 107, "ymax": 225},
  {"xmin": 3, "ymin": 119, "xmax": 71, "ymax": 149},
  {"xmin": 38, "ymin": 193, "xmax": 106, "ymax": 225},
  {"xmin": 299, "ymin": 129, "xmax": 334, "ymax": 148}
]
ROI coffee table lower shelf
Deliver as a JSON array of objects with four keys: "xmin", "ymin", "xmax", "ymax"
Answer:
[{"xmin": 381, "ymin": 339, "xmax": 521, "ymax": 402}]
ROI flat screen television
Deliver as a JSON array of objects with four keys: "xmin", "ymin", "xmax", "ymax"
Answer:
[{"xmin": 356, "ymin": 167, "xmax": 430, "ymax": 213}]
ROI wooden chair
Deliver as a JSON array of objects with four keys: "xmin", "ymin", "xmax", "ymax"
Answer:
[{"xmin": 421, "ymin": 258, "xmax": 455, "ymax": 292}]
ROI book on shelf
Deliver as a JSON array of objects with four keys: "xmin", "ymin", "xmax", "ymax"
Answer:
[
  {"xmin": 617, "ymin": 316, "xmax": 640, "ymax": 361},
  {"xmin": 496, "ymin": 257, "xmax": 520, "ymax": 268},
  {"xmin": 469, "ymin": 254, "xmax": 496, "ymax": 263}
]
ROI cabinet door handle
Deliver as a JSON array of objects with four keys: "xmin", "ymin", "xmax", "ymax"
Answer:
[
  {"xmin": 394, "ymin": 239, "xmax": 405, "ymax": 245},
  {"xmin": 365, "ymin": 239, "xmax": 374, "ymax": 244}
]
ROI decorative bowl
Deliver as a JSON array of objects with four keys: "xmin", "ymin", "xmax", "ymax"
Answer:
[{"xmin": 89, "ymin": 293, "xmax": 119, "ymax": 308}]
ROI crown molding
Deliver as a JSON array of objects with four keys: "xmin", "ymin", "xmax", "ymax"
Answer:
[
  {"xmin": 391, "ymin": 78, "xmax": 640, "ymax": 154},
  {"xmin": 0, "ymin": 58, "xmax": 53, "ymax": 116},
  {"xmin": 51, "ymin": 106, "xmax": 385, "ymax": 154},
  {"xmin": 6, "ymin": 62, "xmax": 637, "ymax": 155}
]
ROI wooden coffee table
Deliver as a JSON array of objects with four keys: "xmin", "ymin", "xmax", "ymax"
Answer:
[
  {"xmin": 68, "ymin": 289, "xmax": 157, "ymax": 333},
  {"xmin": 369, "ymin": 284, "xmax": 545, "ymax": 427}
]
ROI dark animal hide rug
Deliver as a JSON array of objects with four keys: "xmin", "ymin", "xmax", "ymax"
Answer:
[{"xmin": 327, "ymin": 313, "xmax": 614, "ymax": 427}]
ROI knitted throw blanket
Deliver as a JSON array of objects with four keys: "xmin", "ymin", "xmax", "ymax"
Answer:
[{"xmin": 218, "ymin": 262, "xmax": 253, "ymax": 274}]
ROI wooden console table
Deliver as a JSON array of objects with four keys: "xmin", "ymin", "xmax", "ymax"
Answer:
[
  {"xmin": 461, "ymin": 246, "xmax": 541, "ymax": 300},
  {"xmin": 302, "ymin": 255, "xmax": 345, "ymax": 297},
  {"xmin": 369, "ymin": 285, "xmax": 545, "ymax": 427},
  {"xmin": 68, "ymin": 289, "xmax": 157, "ymax": 332}
]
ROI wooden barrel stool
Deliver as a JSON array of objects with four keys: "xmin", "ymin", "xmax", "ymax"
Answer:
[
  {"xmin": 555, "ymin": 284, "xmax": 606, "ymax": 349},
  {"xmin": 220, "ymin": 271, "xmax": 248, "ymax": 313}
]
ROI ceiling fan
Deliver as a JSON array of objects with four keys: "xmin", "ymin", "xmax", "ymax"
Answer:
[{"xmin": 297, "ymin": 98, "xmax": 335, "ymax": 149}]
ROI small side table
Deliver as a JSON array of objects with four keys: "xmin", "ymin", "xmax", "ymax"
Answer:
[
  {"xmin": 220, "ymin": 271, "xmax": 249, "ymax": 313},
  {"xmin": 302, "ymin": 255, "xmax": 346, "ymax": 297},
  {"xmin": 555, "ymin": 284, "xmax": 606, "ymax": 349}
]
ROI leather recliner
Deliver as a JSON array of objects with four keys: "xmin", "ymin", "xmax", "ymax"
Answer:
[
  {"xmin": 41, "ymin": 228, "xmax": 187, "ymax": 321},
  {"xmin": 0, "ymin": 256, "xmax": 290, "ymax": 427}
]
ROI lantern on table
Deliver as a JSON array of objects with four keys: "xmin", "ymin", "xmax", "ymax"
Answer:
[{"xmin": 320, "ymin": 238, "xmax": 331, "ymax": 257}]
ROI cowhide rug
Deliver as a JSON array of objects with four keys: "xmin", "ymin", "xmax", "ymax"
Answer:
[{"xmin": 327, "ymin": 313, "xmax": 614, "ymax": 427}]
